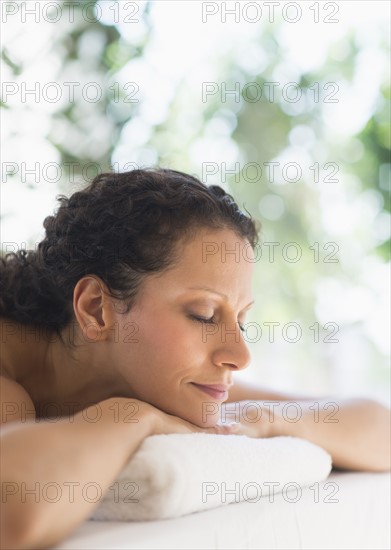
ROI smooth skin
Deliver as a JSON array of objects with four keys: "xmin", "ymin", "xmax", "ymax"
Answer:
[
  {"xmin": 2, "ymin": 228, "xmax": 257, "ymax": 428},
  {"xmin": 0, "ymin": 227, "xmax": 390, "ymax": 548}
]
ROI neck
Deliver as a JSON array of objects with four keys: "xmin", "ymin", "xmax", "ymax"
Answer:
[{"xmin": 21, "ymin": 330, "xmax": 131, "ymax": 419}]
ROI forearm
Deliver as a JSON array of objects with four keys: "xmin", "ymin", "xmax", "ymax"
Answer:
[
  {"xmin": 269, "ymin": 397, "xmax": 391, "ymax": 472},
  {"xmin": 1, "ymin": 397, "xmax": 154, "ymax": 549}
]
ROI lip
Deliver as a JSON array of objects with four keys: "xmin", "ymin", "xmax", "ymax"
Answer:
[{"xmin": 191, "ymin": 383, "xmax": 231, "ymax": 400}]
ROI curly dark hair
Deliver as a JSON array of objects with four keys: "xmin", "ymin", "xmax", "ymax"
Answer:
[{"xmin": 0, "ymin": 167, "xmax": 261, "ymax": 346}]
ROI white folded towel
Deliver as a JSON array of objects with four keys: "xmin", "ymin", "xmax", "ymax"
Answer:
[{"xmin": 90, "ymin": 434, "xmax": 332, "ymax": 521}]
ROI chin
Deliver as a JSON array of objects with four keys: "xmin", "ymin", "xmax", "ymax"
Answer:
[
  {"xmin": 157, "ymin": 392, "xmax": 221, "ymax": 429},
  {"xmin": 186, "ymin": 410, "xmax": 220, "ymax": 429}
]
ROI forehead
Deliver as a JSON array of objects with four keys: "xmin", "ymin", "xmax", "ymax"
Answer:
[
  {"xmin": 176, "ymin": 227, "xmax": 255, "ymax": 267},
  {"xmin": 146, "ymin": 228, "xmax": 255, "ymax": 303}
]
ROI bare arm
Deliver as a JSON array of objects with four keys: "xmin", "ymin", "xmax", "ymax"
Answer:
[
  {"xmin": 0, "ymin": 377, "xmax": 237, "ymax": 550},
  {"xmin": 272, "ymin": 396, "xmax": 391, "ymax": 472},
  {"xmin": 224, "ymin": 381, "xmax": 391, "ymax": 472},
  {"xmin": 1, "ymin": 396, "xmax": 155, "ymax": 550},
  {"xmin": 226, "ymin": 379, "xmax": 312, "ymax": 403}
]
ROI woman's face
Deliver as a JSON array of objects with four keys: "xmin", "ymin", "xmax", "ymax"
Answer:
[{"xmin": 113, "ymin": 228, "xmax": 256, "ymax": 427}]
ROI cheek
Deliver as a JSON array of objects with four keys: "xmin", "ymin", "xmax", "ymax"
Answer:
[
  {"xmin": 139, "ymin": 314, "xmax": 202, "ymax": 360},
  {"xmin": 119, "ymin": 314, "xmax": 200, "ymax": 388},
  {"xmin": 116, "ymin": 312, "xmax": 215, "ymax": 419}
]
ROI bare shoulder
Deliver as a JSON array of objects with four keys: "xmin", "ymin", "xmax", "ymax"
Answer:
[
  {"xmin": 0, "ymin": 375, "xmax": 36, "ymax": 425},
  {"xmin": 0, "ymin": 317, "xmax": 37, "ymax": 425},
  {"xmin": 226, "ymin": 379, "xmax": 314, "ymax": 403}
]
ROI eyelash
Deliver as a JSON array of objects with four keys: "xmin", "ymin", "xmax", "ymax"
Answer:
[{"xmin": 189, "ymin": 315, "xmax": 246, "ymax": 333}]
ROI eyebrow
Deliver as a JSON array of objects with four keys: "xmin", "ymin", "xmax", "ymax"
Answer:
[{"xmin": 187, "ymin": 286, "xmax": 255, "ymax": 309}]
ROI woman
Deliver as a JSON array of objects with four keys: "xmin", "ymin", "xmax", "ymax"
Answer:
[{"xmin": 0, "ymin": 167, "xmax": 389, "ymax": 549}]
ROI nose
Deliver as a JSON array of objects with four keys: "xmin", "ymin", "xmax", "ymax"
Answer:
[{"xmin": 213, "ymin": 322, "xmax": 252, "ymax": 372}]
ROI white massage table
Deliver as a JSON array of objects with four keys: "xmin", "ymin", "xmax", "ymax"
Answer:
[{"xmin": 54, "ymin": 471, "xmax": 390, "ymax": 550}]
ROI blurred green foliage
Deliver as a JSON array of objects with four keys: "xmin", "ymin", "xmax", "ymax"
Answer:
[{"xmin": 1, "ymin": 0, "xmax": 389, "ymax": 397}]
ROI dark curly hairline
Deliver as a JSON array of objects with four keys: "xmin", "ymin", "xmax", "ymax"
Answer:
[{"xmin": 0, "ymin": 167, "xmax": 261, "ymax": 350}]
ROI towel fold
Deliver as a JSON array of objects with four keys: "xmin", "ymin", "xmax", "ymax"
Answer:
[{"xmin": 90, "ymin": 433, "xmax": 332, "ymax": 521}]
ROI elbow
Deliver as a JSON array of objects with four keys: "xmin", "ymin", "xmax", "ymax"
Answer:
[
  {"xmin": 332, "ymin": 398, "xmax": 391, "ymax": 472},
  {"xmin": 1, "ymin": 502, "xmax": 46, "ymax": 550},
  {"xmin": 364, "ymin": 399, "xmax": 391, "ymax": 472}
]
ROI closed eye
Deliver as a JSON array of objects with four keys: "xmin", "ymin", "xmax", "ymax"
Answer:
[
  {"xmin": 189, "ymin": 314, "xmax": 217, "ymax": 325},
  {"xmin": 189, "ymin": 315, "xmax": 246, "ymax": 333}
]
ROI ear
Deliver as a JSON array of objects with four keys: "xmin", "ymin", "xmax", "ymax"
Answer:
[{"xmin": 72, "ymin": 275, "xmax": 116, "ymax": 342}]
